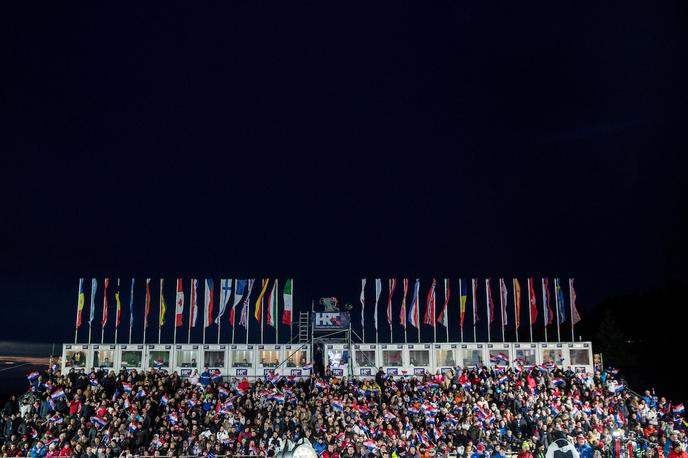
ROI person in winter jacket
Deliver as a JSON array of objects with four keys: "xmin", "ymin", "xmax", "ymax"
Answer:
[{"xmin": 667, "ymin": 443, "xmax": 688, "ymax": 458}]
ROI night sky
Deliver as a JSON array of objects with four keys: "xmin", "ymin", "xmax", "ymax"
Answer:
[{"xmin": 1, "ymin": 2, "xmax": 687, "ymax": 348}]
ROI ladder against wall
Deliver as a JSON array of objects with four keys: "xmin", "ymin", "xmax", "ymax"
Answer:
[{"xmin": 298, "ymin": 312, "xmax": 309, "ymax": 343}]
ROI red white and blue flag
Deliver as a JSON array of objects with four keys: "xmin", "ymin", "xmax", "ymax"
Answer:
[
  {"xmin": 472, "ymin": 279, "xmax": 480, "ymax": 322},
  {"xmin": 399, "ymin": 279, "xmax": 408, "ymax": 328},
  {"xmin": 386, "ymin": 278, "xmax": 396, "ymax": 331},
  {"xmin": 499, "ymin": 278, "xmax": 508, "ymax": 325},
  {"xmin": 408, "ymin": 279, "xmax": 420, "ymax": 328},
  {"xmin": 437, "ymin": 279, "xmax": 450, "ymax": 327},
  {"xmin": 486, "ymin": 278, "xmax": 495, "ymax": 323},
  {"xmin": 423, "ymin": 278, "xmax": 436, "ymax": 326}
]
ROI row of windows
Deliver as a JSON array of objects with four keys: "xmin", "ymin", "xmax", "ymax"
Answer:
[{"xmin": 64, "ymin": 349, "xmax": 308, "ymax": 369}]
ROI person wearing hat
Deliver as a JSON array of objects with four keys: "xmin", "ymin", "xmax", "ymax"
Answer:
[
  {"xmin": 518, "ymin": 441, "xmax": 534, "ymax": 458},
  {"xmin": 575, "ymin": 435, "xmax": 593, "ymax": 458},
  {"xmin": 667, "ymin": 442, "xmax": 688, "ymax": 458}
]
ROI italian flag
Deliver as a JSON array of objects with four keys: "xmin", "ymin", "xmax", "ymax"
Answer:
[
  {"xmin": 267, "ymin": 279, "xmax": 278, "ymax": 327},
  {"xmin": 282, "ymin": 279, "xmax": 293, "ymax": 326}
]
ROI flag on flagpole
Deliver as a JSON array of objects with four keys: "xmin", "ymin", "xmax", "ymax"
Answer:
[
  {"xmin": 115, "ymin": 279, "xmax": 122, "ymax": 328},
  {"xmin": 204, "ymin": 279, "xmax": 214, "ymax": 327},
  {"xmin": 459, "ymin": 279, "xmax": 467, "ymax": 329},
  {"xmin": 159, "ymin": 279, "xmax": 167, "ymax": 327},
  {"xmin": 282, "ymin": 279, "xmax": 293, "ymax": 326},
  {"xmin": 360, "ymin": 279, "xmax": 366, "ymax": 331},
  {"xmin": 399, "ymin": 279, "xmax": 408, "ymax": 327},
  {"xmin": 76, "ymin": 278, "xmax": 85, "ymax": 328},
  {"xmin": 513, "ymin": 278, "xmax": 521, "ymax": 329},
  {"xmin": 486, "ymin": 278, "xmax": 495, "ymax": 323},
  {"xmin": 129, "ymin": 279, "xmax": 135, "ymax": 326},
  {"xmin": 423, "ymin": 278, "xmax": 436, "ymax": 325},
  {"xmin": 144, "ymin": 279, "xmax": 151, "ymax": 328},
  {"xmin": 499, "ymin": 278, "xmax": 508, "ymax": 325},
  {"xmin": 528, "ymin": 278, "xmax": 538, "ymax": 324},
  {"xmin": 175, "ymin": 278, "xmax": 184, "ymax": 327},
  {"xmin": 230, "ymin": 280, "xmax": 245, "ymax": 326},
  {"xmin": 555, "ymin": 278, "xmax": 566, "ymax": 323},
  {"xmin": 239, "ymin": 279, "xmax": 255, "ymax": 329},
  {"xmin": 215, "ymin": 279, "xmax": 232, "ymax": 325},
  {"xmin": 254, "ymin": 278, "xmax": 270, "ymax": 321},
  {"xmin": 408, "ymin": 279, "xmax": 420, "ymax": 328},
  {"xmin": 190, "ymin": 279, "xmax": 198, "ymax": 327},
  {"xmin": 374, "ymin": 279, "xmax": 381, "ymax": 332},
  {"xmin": 102, "ymin": 278, "xmax": 110, "ymax": 326},
  {"xmin": 386, "ymin": 279, "xmax": 396, "ymax": 329},
  {"xmin": 437, "ymin": 279, "xmax": 450, "ymax": 327},
  {"xmin": 89, "ymin": 279, "xmax": 97, "ymax": 325},
  {"xmin": 570, "ymin": 279, "xmax": 581, "ymax": 325},
  {"xmin": 542, "ymin": 278, "xmax": 553, "ymax": 325},
  {"xmin": 267, "ymin": 279, "xmax": 278, "ymax": 327},
  {"xmin": 471, "ymin": 279, "xmax": 480, "ymax": 322}
]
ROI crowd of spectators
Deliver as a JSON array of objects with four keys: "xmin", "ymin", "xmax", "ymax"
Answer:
[{"xmin": 0, "ymin": 360, "xmax": 686, "ymax": 458}]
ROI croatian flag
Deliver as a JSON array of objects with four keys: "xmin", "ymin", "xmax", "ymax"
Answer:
[
  {"xmin": 160, "ymin": 395, "xmax": 169, "ymax": 406},
  {"xmin": 218, "ymin": 387, "xmax": 229, "ymax": 398},
  {"xmin": 498, "ymin": 375, "xmax": 508, "ymax": 385},
  {"xmin": 332, "ymin": 400, "xmax": 344, "ymax": 411},
  {"xmin": 91, "ymin": 416, "xmax": 107, "ymax": 428},
  {"xmin": 167, "ymin": 412, "xmax": 178, "ymax": 425},
  {"xmin": 315, "ymin": 380, "xmax": 328, "ymax": 390},
  {"xmin": 610, "ymin": 384, "xmax": 625, "ymax": 393},
  {"xmin": 186, "ymin": 399, "xmax": 197, "ymax": 408},
  {"xmin": 89, "ymin": 379, "xmax": 99, "ymax": 387},
  {"xmin": 128, "ymin": 421, "xmax": 139, "ymax": 432},
  {"xmin": 136, "ymin": 389, "xmax": 146, "ymax": 399},
  {"xmin": 212, "ymin": 370, "xmax": 223, "ymax": 382},
  {"xmin": 49, "ymin": 415, "xmax": 63, "ymax": 424},
  {"xmin": 27, "ymin": 371, "xmax": 40, "ymax": 381},
  {"xmin": 363, "ymin": 440, "xmax": 378, "ymax": 451},
  {"xmin": 122, "ymin": 382, "xmax": 132, "ymax": 393},
  {"xmin": 672, "ymin": 404, "xmax": 685, "ymax": 415},
  {"xmin": 553, "ymin": 377, "xmax": 566, "ymax": 387},
  {"xmin": 234, "ymin": 387, "xmax": 246, "ymax": 397},
  {"xmin": 384, "ymin": 412, "xmax": 397, "ymax": 421},
  {"xmin": 407, "ymin": 406, "xmax": 420, "ymax": 415},
  {"xmin": 302, "ymin": 362, "xmax": 314, "ymax": 371},
  {"xmin": 50, "ymin": 389, "xmax": 66, "ymax": 400}
]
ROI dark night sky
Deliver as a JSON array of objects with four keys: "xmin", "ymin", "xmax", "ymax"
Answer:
[{"xmin": 1, "ymin": 1, "xmax": 687, "ymax": 345}]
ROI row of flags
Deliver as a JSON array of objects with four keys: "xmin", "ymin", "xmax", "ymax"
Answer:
[
  {"xmin": 360, "ymin": 277, "xmax": 581, "ymax": 341},
  {"xmin": 75, "ymin": 277, "xmax": 294, "ymax": 334}
]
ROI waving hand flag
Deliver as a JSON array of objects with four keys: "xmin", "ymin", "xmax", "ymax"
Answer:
[{"xmin": 408, "ymin": 279, "xmax": 420, "ymax": 328}]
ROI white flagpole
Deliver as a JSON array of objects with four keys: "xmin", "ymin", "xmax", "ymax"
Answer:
[
  {"xmin": 246, "ymin": 284, "xmax": 250, "ymax": 345},
  {"xmin": 542, "ymin": 278, "xmax": 548, "ymax": 342},
  {"xmin": 276, "ymin": 279, "xmax": 279, "ymax": 344},
  {"xmin": 513, "ymin": 279, "xmax": 519, "ymax": 343},
  {"xmin": 128, "ymin": 279, "xmax": 133, "ymax": 345},
  {"xmin": 459, "ymin": 279, "xmax": 464, "ymax": 343},
  {"xmin": 203, "ymin": 280, "xmax": 207, "ymax": 345},
  {"xmin": 485, "ymin": 279, "xmax": 490, "ymax": 343},
  {"xmin": 188, "ymin": 279, "xmax": 192, "ymax": 344},
  {"xmin": 499, "ymin": 279, "xmax": 504, "ymax": 342},
  {"xmin": 115, "ymin": 326, "xmax": 118, "ymax": 345},
  {"xmin": 231, "ymin": 279, "xmax": 236, "ymax": 345},
  {"xmin": 74, "ymin": 280, "xmax": 80, "ymax": 344},
  {"xmin": 472, "ymin": 280, "xmax": 477, "ymax": 343},
  {"xmin": 261, "ymin": 279, "xmax": 265, "ymax": 345},
  {"xmin": 444, "ymin": 279, "xmax": 448, "ymax": 343},
  {"xmin": 290, "ymin": 279, "xmax": 293, "ymax": 343},
  {"xmin": 569, "ymin": 278, "xmax": 576, "ymax": 342},
  {"xmin": 158, "ymin": 279, "xmax": 163, "ymax": 345},
  {"xmin": 432, "ymin": 284, "xmax": 437, "ymax": 344},
  {"xmin": 361, "ymin": 279, "xmax": 366, "ymax": 344}
]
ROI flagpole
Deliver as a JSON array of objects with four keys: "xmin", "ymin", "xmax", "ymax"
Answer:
[
  {"xmin": 500, "ymin": 279, "xmax": 505, "ymax": 343},
  {"xmin": 542, "ymin": 278, "xmax": 548, "ymax": 343},
  {"xmin": 289, "ymin": 279, "xmax": 293, "ymax": 343},
  {"xmin": 444, "ymin": 279, "xmax": 449, "ymax": 343},
  {"xmin": 276, "ymin": 279, "xmax": 280, "ymax": 345},
  {"xmin": 459, "ymin": 279, "xmax": 464, "ymax": 343},
  {"xmin": 231, "ymin": 280, "xmax": 236, "ymax": 345},
  {"xmin": 555, "ymin": 280, "xmax": 561, "ymax": 343},
  {"xmin": 218, "ymin": 319, "xmax": 221, "ymax": 345},
  {"xmin": 246, "ymin": 294, "xmax": 250, "ymax": 345},
  {"xmin": 203, "ymin": 282, "xmax": 207, "ymax": 345},
  {"xmin": 569, "ymin": 279, "xmax": 575, "ymax": 342},
  {"xmin": 75, "ymin": 280, "xmax": 80, "ymax": 344},
  {"xmin": 115, "ymin": 327, "xmax": 118, "ymax": 345},
  {"xmin": 128, "ymin": 278, "xmax": 133, "ymax": 345},
  {"xmin": 513, "ymin": 279, "xmax": 519, "ymax": 343},
  {"xmin": 158, "ymin": 279, "xmax": 163, "ymax": 345},
  {"xmin": 432, "ymin": 286, "xmax": 437, "ymax": 344},
  {"xmin": 485, "ymin": 279, "xmax": 490, "ymax": 343},
  {"xmin": 260, "ymin": 279, "xmax": 265, "ymax": 345},
  {"xmin": 527, "ymin": 279, "xmax": 533, "ymax": 343},
  {"xmin": 188, "ymin": 279, "xmax": 192, "ymax": 344}
]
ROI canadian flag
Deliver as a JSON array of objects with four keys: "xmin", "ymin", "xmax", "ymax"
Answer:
[{"xmin": 175, "ymin": 279, "xmax": 184, "ymax": 327}]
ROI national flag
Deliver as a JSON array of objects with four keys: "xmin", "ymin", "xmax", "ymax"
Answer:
[
  {"xmin": 486, "ymin": 278, "xmax": 495, "ymax": 323},
  {"xmin": 90, "ymin": 278, "xmax": 97, "ymax": 324},
  {"xmin": 387, "ymin": 278, "xmax": 396, "ymax": 329},
  {"xmin": 360, "ymin": 279, "xmax": 366, "ymax": 332},
  {"xmin": 384, "ymin": 411, "xmax": 397, "ymax": 421},
  {"xmin": 115, "ymin": 278, "xmax": 122, "ymax": 328},
  {"xmin": 102, "ymin": 430, "xmax": 110, "ymax": 444},
  {"xmin": 527, "ymin": 278, "xmax": 538, "ymax": 325},
  {"xmin": 218, "ymin": 387, "xmax": 229, "ymax": 398},
  {"xmin": 399, "ymin": 278, "xmax": 408, "ymax": 328},
  {"xmin": 30, "ymin": 428, "xmax": 38, "ymax": 439},
  {"xmin": 423, "ymin": 278, "xmax": 436, "ymax": 326},
  {"xmin": 186, "ymin": 399, "xmax": 197, "ymax": 408},
  {"xmin": 122, "ymin": 382, "xmax": 132, "ymax": 393},
  {"xmin": 302, "ymin": 361, "xmax": 314, "ymax": 371},
  {"xmin": 136, "ymin": 389, "xmax": 146, "ymax": 399},
  {"xmin": 282, "ymin": 279, "xmax": 293, "ymax": 326},
  {"xmin": 610, "ymin": 384, "xmax": 625, "ymax": 393},
  {"xmin": 239, "ymin": 279, "xmax": 255, "ymax": 329},
  {"xmin": 498, "ymin": 375, "xmax": 508, "ymax": 385},
  {"xmin": 167, "ymin": 412, "xmax": 178, "ymax": 425},
  {"xmin": 50, "ymin": 389, "xmax": 66, "ymax": 400},
  {"xmin": 332, "ymin": 399, "xmax": 344, "ymax": 411},
  {"xmin": 408, "ymin": 279, "xmax": 420, "ymax": 328},
  {"xmin": 315, "ymin": 380, "xmax": 328, "ymax": 390},
  {"xmin": 266, "ymin": 279, "xmax": 278, "ymax": 327},
  {"xmin": 27, "ymin": 371, "xmax": 39, "ymax": 381},
  {"xmin": 204, "ymin": 279, "xmax": 215, "ymax": 327},
  {"xmin": 254, "ymin": 278, "xmax": 270, "ymax": 321},
  {"xmin": 188, "ymin": 278, "xmax": 198, "ymax": 327},
  {"xmin": 542, "ymin": 278, "xmax": 553, "ymax": 325},
  {"xmin": 89, "ymin": 378, "xmax": 99, "ymax": 387},
  {"xmin": 129, "ymin": 278, "xmax": 135, "ymax": 327},
  {"xmin": 144, "ymin": 278, "xmax": 151, "ymax": 328},
  {"xmin": 102, "ymin": 277, "xmax": 110, "ymax": 326},
  {"xmin": 49, "ymin": 414, "xmax": 63, "ymax": 424},
  {"xmin": 230, "ymin": 280, "xmax": 245, "ymax": 326},
  {"xmin": 553, "ymin": 377, "xmax": 566, "ymax": 387},
  {"xmin": 459, "ymin": 279, "xmax": 467, "ymax": 329},
  {"xmin": 216, "ymin": 279, "xmax": 232, "ymax": 325},
  {"xmin": 211, "ymin": 369, "xmax": 223, "ymax": 382},
  {"xmin": 91, "ymin": 416, "xmax": 107, "ymax": 428},
  {"xmin": 374, "ymin": 278, "xmax": 381, "ymax": 332},
  {"xmin": 160, "ymin": 395, "xmax": 169, "ymax": 406},
  {"xmin": 513, "ymin": 278, "xmax": 521, "ymax": 329},
  {"xmin": 437, "ymin": 279, "xmax": 450, "ymax": 327},
  {"xmin": 550, "ymin": 404, "xmax": 560, "ymax": 417},
  {"xmin": 363, "ymin": 440, "xmax": 379, "ymax": 451},
  {"xmin": 76, "ymin": 278, "xmax": 85, "ymax": 328},
  {"xmin": 673, "ymin": 404, "xmax": 685, "ymax": 415},
  {"xmin": 569, "ymin": 278, "xmax": 582, "ymax": 325},
  {"xmin": 472, "ymin": 278, "xmax": 480, "ymax": 322},
  {"xmin": 175, "ymin": 278, "xmax": 184, "ymax": 327},
  {"xmin": 499, "ymin": 278, "xmax": 508, "ymax": 325},
  {"xmin": 554, "ymin": 278, "xmax": 566, "ymax": 323},
  {"xmin": 159, "ymin": 279, "xmax": 167, "ymax": 327}
]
